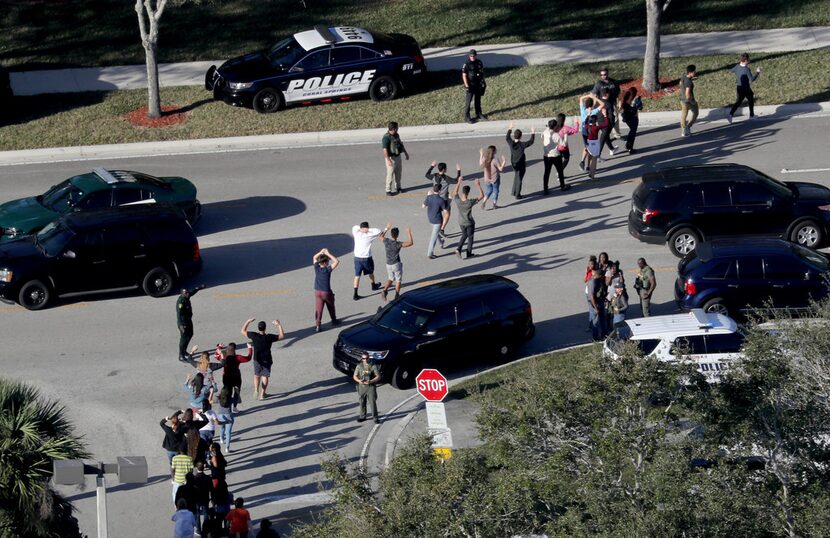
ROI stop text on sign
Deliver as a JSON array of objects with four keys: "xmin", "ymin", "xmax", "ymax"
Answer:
[
  {"xmin": 418, "ymin": 379, "xmax": 446, "ymax": 392},
  {"xmin": 415, "ymin": 369, "xmax": 449, "ymax": 401}
]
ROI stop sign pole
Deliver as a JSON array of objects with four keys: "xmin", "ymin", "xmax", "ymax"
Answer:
[{"xmin": 416, "ymin": 369, "xmax": 453, "ymax": 460}]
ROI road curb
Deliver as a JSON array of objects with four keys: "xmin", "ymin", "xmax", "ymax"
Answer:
[
  {"xmin": 2, "ymin": 102, "xmax": 829, "ymax": 167},
  {"xmin": 361, "ymin": 341, "xmax": 592, "ymax": 474}
]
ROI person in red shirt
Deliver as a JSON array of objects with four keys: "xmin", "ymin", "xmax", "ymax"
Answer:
[
  {"xmin": 216, "ymin": 342, "xmax": 252, "ymax": 412},
  {"xmin": 225, "ymin": 497, "xmax": 251, "ymax": 538},
  {"xmin": 584, "ymin": 109, "xmax": 609, "ymax": 179}
]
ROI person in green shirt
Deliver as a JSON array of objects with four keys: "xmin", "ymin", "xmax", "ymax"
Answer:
[
  {"xmin": 635, "ymin": 257, "xmax": 657, "ymax": 317},
  {"xmin": 170, "ymin": 446, "xmax": 193, "ymax": 503},
  {"xmin": 353, "ymin": 353, "xmax": 381, "ymax": 423},
  {"xmin": 381, "ymin": 121, "xmax": 410, "ymax": 196}
]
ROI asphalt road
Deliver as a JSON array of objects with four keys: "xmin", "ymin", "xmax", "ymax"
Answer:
[{"xmin": 2, "ymin": 111, "xmax": 829, "ymax": 536}]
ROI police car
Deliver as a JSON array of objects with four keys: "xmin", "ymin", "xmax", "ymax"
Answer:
[
  {"xmin": 603, "ymin": 309, "xmax": 744, "ymax": 383},
  {"xmin": 206, "ymin": 26, "xmax": 427, "ymax": 113}
]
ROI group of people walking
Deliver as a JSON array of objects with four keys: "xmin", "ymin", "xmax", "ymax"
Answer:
[{"xmin": 584, "ymin": 253, "xmax": 656, "ymax": 341}]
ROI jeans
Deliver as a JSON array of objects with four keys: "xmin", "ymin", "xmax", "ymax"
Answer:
[
  {"xmin": 623, "ymin": 116, "xmax": 639, "ymax": 150},
  {"xmin": 196, "ymin": 504, "xmax": 208, "ymax": 534},
  {"xmin": 483, "ymin": 178, "xmax": 500, "ymax": 204},
  {"xmin": 199, "ymin": 430, "xmax": 214, "ymax": 445},
  {"xmin": 428, "ymin": 223, "xmax": 443, "ymax": 256},
  {"xmin": 613, "ymin": 313, "xmax": 626, "ymax": 325},
  {"xmin": 165, "ymin": 449, "xmax": 177, "ymax": 466},
  {"xmin": 457, "ymin": 224, "xmax": 475, "ymax": 256},
  {"xmin": 590, "ymin": 303, "xmax": 606, "ymax": 341},
  {"xmin": 219, "ymin": 422, "xmax": 233, "ymax": 450},
  {"xmin": 730, "ymin": 87, "xmax": 755, "ymax": 117}
]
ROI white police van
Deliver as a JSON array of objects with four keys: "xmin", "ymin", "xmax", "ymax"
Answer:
[
  {"xmin": 206, "ymin": 26, "xmax": 427, "ymax": 113},
  {"xmin": 603, "ymin": 309, "xmax": 744, "ymax": 382}
]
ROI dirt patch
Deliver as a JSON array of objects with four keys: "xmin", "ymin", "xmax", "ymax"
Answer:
[
  {"xmin": 620, "ymin": 77, "xmax": 680, "ymax": 101},
  {"xmin": 125, "ymin": 105, "xmax": 188, "ymax": 127}
]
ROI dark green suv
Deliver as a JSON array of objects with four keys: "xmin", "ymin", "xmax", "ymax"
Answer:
[{"xmin": 0, "ymin": 167, "xmax": 201, "ymax": 240}]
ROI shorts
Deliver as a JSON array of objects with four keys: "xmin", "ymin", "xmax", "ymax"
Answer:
[
  {"xmin": 386, "ymin": 262, "xmax": 403, "ymax": 282},
  {"xmin": 253, "ymin": 361, "xmax": 271, "ymax": 378},
  {"xmin": 354, "ymin": 256, "xmax": 375, "ymax": 277}
]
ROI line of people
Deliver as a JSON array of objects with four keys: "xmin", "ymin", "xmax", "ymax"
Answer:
[{"xmin": 584, "ymin": 253, "xmax": 656, "ymax": 341}]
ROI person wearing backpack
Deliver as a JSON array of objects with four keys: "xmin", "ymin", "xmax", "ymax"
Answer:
[{"xmin": 462, "ymin": 49, "xmax": 487, "ymax": 123}]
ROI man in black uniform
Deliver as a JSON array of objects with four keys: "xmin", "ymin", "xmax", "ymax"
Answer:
[
  {"xmin": 462, "ymin": 49, "xmax": 487, "ymax": 124},
  {"xmin": 591, "ymin": 67, "xmax": 621, "ymax": 147},
  {"xmin": 176, "ymin": 284, "xmax": 206, "ymax": 362}
]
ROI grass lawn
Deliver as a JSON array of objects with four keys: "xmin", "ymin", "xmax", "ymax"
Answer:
[
  {"xmin": 0, "ymin": 0, "xmax": 829, "ymax": 69},
  {"xmin": 1, "ymin": 49, "xmax": 828, "ymax": 151}
]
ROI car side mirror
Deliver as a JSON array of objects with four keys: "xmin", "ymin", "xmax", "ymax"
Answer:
[{"xmin": 62, "ymin": 250, "xmax": 76, "ymax": 259}]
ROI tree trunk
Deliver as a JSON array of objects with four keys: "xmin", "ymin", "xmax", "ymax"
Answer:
[
  {"xmin": 642, "ymin": 0, "xmax": 662, "ymax": 92},
  {"xmin": 144, "ymin": 42, "xmax": 161, "ymax": 119}
]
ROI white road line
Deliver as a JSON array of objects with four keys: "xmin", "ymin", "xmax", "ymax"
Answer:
[{"xmin": 781, "ymin": 167, "xmax": 830, "ymax": 174}]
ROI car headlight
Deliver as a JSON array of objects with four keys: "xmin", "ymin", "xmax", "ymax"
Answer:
[
  {"xmin": 227, "ymin": 81, "xmax": 253, "ymax": 90},
  {"xmin": 366, "ymin": 350, "xmax": 389, "ymax": 360},
  {"xmin": 0, "ymin": 269, "xmax": 12, "ymax": 283}
]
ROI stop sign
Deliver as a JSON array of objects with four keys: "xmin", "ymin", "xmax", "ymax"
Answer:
[{"xmin": 416, "ymin": 369, "xmax": 448, "ymax": 401}]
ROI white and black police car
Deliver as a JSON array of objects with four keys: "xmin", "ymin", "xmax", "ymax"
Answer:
[{"xmin": 206, "ymin": 25, "xmax": 427, "ymax": 113}]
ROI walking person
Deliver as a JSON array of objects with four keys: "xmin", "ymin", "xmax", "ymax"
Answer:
[
  {"xmin": 425, "ymin": 161, "xmax": 461, "ymax": 229},
  {"xmin": 453, "ymin": 178, "xmax": 485, "ymax": 259},
  {"xmin": 177, "ymin": 284, "xmax": 206, "ymax": 362},
  {"xmin": 225, "ymin": 497, "xmax": 251, "ymax": 538},
  {"xmin": 597, "ymin": 89, "xmax": 617, "ymax": 156},
  {"xmin": 584, "ymin": 110, "xmax": 609, "ymax": 179},
  {"xmin": 184, "ymin": 372, "xmax": 213, "ymax": 413},
  {"xmin": 479, "ymin": 146, "xmax": 505, "ymax": 210},
  {"xmin": 542, "ymin": 119, "xmax": 560, "ymax": 195},
  {"xmin": 591, "ymin": 66, "xmax": 622, "ymax": 140},
  {"xmin": 160, "ymin": 412, "xmax": 186, "ymax": 466},
  {"xmin": 312, "ymin": 248, "xmax": 341, "ymax": 332},
  {"xmin": 554, "ymin": 113, "xmax": 580, "ymax": 190},
  {"xmin": 382, "ymin": 121, "xmax": 409, "ymax": 196},
  {"xmin": 423, "ymin": 184, "xmax": 450, "ymax": 259},
  {"xmin": 680, "ymin": 64, "xmax": 699, "ymax": 137},
  {"xmin": 506, "ymin": 122, "xmax": 535, "ymax": 200},
  {"xmin": 192, "ymin": 461, "xmax": 213, "ymax": 535},
  {"xmin": 635, "ymin": 257, "xmax": 657, "ymax": 317},
  {"xmin": 172, "ymin": 498, "xmax": 197, "ymax": 538},
  {"xmin": 195, "ymin": 352, "xmax": 217, "ymax": 392},
  {"xmin": 351, "ymin": 221, "xmax": 384, "ymax": 300},
  {"xmin": 578, "ymin": 94, "xmax": 604, "ymax": 171},
  {"xmin": 241, "ymin": 318, "xmax": 284, "ymax": 400},
  {"xmin": 216, "ymin": 342, "xmax": 251, "ymax": 412},
  {"xmin": 209, "ymin": 442, "xmax": 227, "ymax": 490},
  {"xmin": 379, "ymin": 225, "xmax": 414, "ymax": 302},
  {"xmin": 620, "ymin": 87, "xmax": 643, "ymax": 153},
  {"xmin": 170, "ymin": 446, "xmax": 194, "ymax": 503},
  {"xmin": 353, "ymin": 353, "xmax": 381, "ymax": 423},
  {"xmin": 214, "ymin": 387, "xmax": 235, "ymax": 453},
  {"xmin": 728, "ymin": 53, "xmax": 761, "ymax": 122},
  {"xmin": 462, "ymin": 49, "xmax": 487, "ymax": 123},
  {"xmin": 197, "ymin": 400, "xmax": 220, "ymax": 445}
]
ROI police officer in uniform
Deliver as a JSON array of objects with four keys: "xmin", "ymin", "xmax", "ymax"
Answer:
[
  {"xmin": 353, "ymin": 353, "xmax": 381, "ymax": 423},
  {"xmin": 462, "ymin": 49, "xmax": 487, "ymax": 124},
  {"xmin": 176, "ymin": 284, "xmax": 206, "ymax": 362}
]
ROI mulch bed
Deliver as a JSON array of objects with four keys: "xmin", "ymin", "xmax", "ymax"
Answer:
[
  {"xmin": 125, "ymin": 105, "xmax": 188, "ymax": 127},
  {"xmin": 620, "ymin": 77, "xmax": 680, "ymax": 100}
]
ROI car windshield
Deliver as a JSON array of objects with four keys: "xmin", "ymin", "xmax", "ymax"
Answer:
[
  {"xmin": 35, "ymin": 221, "xmax": 73, "ymax": 257},
  {"xmin": 372, "ymin": 301, "xmax": 432, "ymax": 336},
  {"xmin": 754, "ymin": 169, "xmax": 794, "ymax": 198},
  {"xmin": 791, "ymin": 243, "xmax": 830, "ymax": 271},
  {"xmin": 266, "ymin": 37, "xmax": 306, "ymax": 68},
  {"xmin": 41, "ymin": 179, "xmax": 84, "ymax": 212},
  {"xmin": 607, "ymin": 325, "xmax": 662, "ymax": 356}
]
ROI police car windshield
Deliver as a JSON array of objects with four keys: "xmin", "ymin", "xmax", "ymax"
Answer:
[
  {"xmin": 373, "ymin": 301, "xmax": 431, "ymax": 336},
  {"xmin": 41, "ymin": 179, "xmax": 83, "ymax": 212},
  {"xmin": 266, "ymin": 37, "xmax": 306, "ymax": 68}
]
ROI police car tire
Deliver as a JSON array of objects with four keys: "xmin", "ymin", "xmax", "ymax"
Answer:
[
  {"xmin": 142, "ymin": 267, "xmax": 174, "ymax": 298},
  {"xmin": 205, "ymin": 66, "xmax": 217, "ymax": 91},
  {"xmin": 391, "ymin": 362, "xmax": 417, "ymax": 390},
  {"xmin": 253, "ymin": 88, "xmax": 283, "ymax": 114},
  {"xmin": 18, "ymin": 279, "xmax": 50, "ymax": 310},
  {"xmin": 369, "ymin": 76, "xmax": 399, "ymax": 102}
]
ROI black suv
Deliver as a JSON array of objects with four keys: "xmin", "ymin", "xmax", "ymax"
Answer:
[
  {"xmin": 674, "ymin": 238, "xmax": 830, "ymax": 317},
  {"xmin": 0, "ymin": 205, "xmax": 202, "ymax": 310},
  {"xmin": 332, "ymin": 275, "xmax": 534, "ymax": 389},
  {"xmin": 629, "ymin": 164, "xmax": 830, "ymax": 257}
]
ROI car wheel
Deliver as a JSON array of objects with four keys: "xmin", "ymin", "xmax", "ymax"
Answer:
[
  {"xmin": 391, "ymin": 362, "xmax": 417, "ymax": 390},
  {"xmin": 669, "ymin": 228, "xmax": 700, "ymax": 258},
  {"xmin": 142, "ymin": 267, "xmax": 174, "ymax": 298},
  {"xmin": 703, "ymin": 298, "xmax": 729, "ymax": 316},
  {"xmin": 252, "ymin": 88, "xmax": 283, "ymax": 113},
  {"xmin": 369, "ymin": 76, "xmax": 399, "ymax": 102},
  {"xmin": 791, "ymin": 220, "xmax": 823, "ymax": 249},
  {"xmin": 204, "ymin": 65, "xmax": 217, "ymax": 90},
  {"xmin": 18, "ymin": 280, "xmax": 50, "ymax": 310}
]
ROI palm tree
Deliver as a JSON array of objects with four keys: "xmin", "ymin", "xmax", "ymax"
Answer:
[{"xmin": 0, "ymin": 378, "xmax": 89, "ymax": 537}]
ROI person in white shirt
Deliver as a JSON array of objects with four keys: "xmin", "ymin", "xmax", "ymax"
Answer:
[{"xmin": 352, "ymin": 222, "xmax": 388, "ymax": 300}]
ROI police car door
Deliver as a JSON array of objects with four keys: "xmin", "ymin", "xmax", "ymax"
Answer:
[
  {"xmin": 284, "ymin": 49, "xmax": 332, "ymax": 104},
  {"xmin": 328, "ymin": 46, "xmax": 375, "ymax": 99}
]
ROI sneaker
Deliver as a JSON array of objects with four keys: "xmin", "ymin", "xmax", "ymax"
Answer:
[
  {"xmin": 428, "ymin": 254, "xmax": 437, "ymax": 259},
  {"xmin": 225, "ymin": 446, "xmax": 231, "ymax": 454},
  {"xmin": 371, "ymin": 283, "xmax": 382, "ymax": 291},
  {"xmin": 357, "ymin": 415, "xmax": 366, "ymax": 423},
  {"xmin": 466, "ymin": 253, "xmax": 477, "ymax": 259},
  {"xmin": 628, "ymin": 148, "xmax": 637, "ymax": 154},
  {"xmin": 386, "ymin": 192, "xmax": 394, "ymax": 197},
  {"xmin": 455, "ymin": 250, "xmax": 462, "ymax": 259},
  {"xmin": 396, "ymin": 187, "xmax": 402, "ymax": 194},
  {"xmin": 726, "ymin": 114, "xmax": 733, "ymax": 124},
  {"xmin": 608, "ymin": 149, "xmax": 615, "ymax": 156},
  {"xmin": 681, "ymin": 128, "xmax": 688, "ymax": 137},
  {"xmin": 477, "ymin": 113, "xmax": 489, "ymax": 120},
  {"xmin": 465, "ymin": 117, "xmax": 476, "ymax": 124},
  {"xmin": 353, "ymin": 291, "xmax": 359, "ymax": 301},
  {"xmin": 315, "ymin": 325, "xmax": 321, "ymax": 333}
]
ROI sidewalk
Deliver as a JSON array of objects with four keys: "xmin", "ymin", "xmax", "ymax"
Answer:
[{"xmin": 9, "ymin": 26, "xmax": 830, "ymax": 96}]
